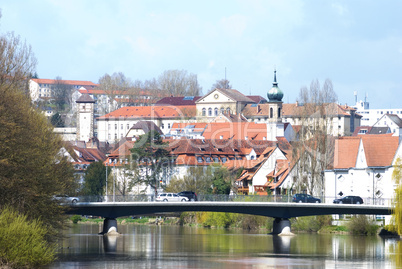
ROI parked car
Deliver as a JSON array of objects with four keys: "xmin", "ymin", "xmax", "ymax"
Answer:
[
  {"xmin": 292, "ymin": 193, "xmax": 321, "ymax": 203},
  {"xmin": 53, "ymin": 195, "xmax": 79, "ymax": 204},
  {"xmin": 156, "ymin": 193, "xmax": 189, "ymax": 202},
  {"xmin": 177, "ymin": 191, "xmax": 198, "ymax": 201},
  {"xmin": 333, "ymin": 196, "xmax": 363, "ymax": 204}
]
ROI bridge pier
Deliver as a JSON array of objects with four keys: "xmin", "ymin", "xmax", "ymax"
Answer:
[
  {"xmin": 272, "ymin": 218, "xmax": 293, "ymax": 235},
  {"xmin": 101, "ymin": 218, "xmax": 118, "ymax": 234}
]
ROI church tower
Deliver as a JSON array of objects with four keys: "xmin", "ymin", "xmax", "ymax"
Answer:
[
  {"xmin": 266, "ymin": 70, "xmax": 285, "ymax": 140},
  {"xmin": 267, "ymin": 70, "xmax": 284, "ymax": 123},
  {"xmin": 76, "ymin": 93, "xmax": 95, "ymax": 142}
]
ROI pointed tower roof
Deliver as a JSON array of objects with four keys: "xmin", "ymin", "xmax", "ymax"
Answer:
[
  {"xmin": 76, "ymin": 93, "xmax": 95, "ymax": 103},
  {"xmin": 267, "ymin": 70, "xmax": 284, "ymax": 102}
]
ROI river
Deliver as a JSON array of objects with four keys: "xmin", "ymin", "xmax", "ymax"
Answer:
[{"xmin": 49, "ymin": 223, "xmax": 399, "ymax": 268}]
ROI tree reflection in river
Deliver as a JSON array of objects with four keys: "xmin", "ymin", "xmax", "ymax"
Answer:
[{"xmin": 51, "ymin": 224, "xmax": 394, "ymax": 268}]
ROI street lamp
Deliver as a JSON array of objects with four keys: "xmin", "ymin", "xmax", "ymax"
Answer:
[{"xmin": 105, "ymin": 162, "xmax": 108, "ymax": 202}]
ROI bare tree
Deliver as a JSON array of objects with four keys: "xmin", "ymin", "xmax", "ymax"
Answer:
[
  {"xmin": 292, "ymin": 79, "xmax": 337, "ymax": 197},
  {"xmin": 157, "ymin": 69, "xmax": 202, "ymax": 96},
  {"xmin": 98, "ymin": 72, "xmax": 131, "ymax": 113},
  {"xmin": 211, "ymin": 79, "xmax": 232, "ymax": 91},
  {"xmin": 52, "ymin": 76, "xmax": 73, "ymax": 112},
  {"xmin": 0, "ymin": 20, "xmax": 37, "ymax": 96}
]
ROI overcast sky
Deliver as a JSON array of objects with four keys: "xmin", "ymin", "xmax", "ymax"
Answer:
[{"xmin": 1, "ymin": 0, "xmax": 401, "ymax": 109}]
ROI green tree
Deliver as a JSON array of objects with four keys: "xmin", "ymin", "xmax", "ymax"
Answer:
[
  {"xmin": 391, "ymin": 156, "xmax": 402, "ymax": 234},
  {"xmin": 81, "ymin": 161, "xmax": 110, "ymax": 200},
  {"xmin": 130, "ymin": 131, "xmax": 172, "ymax": 197},
  {"xmin": 50, "ymin": 112, "xmax": 64, "ymax": 127},
  {"xmin": 0, "ymin": 17, "xmax": 77, "ymax": 240},
  {"xmin": 0, "ymin": 207, "xmax": 56, "ymax": 268},
  {"xmin": 209, "ymin": 166, "xmax": 233, "ymax": 195}
]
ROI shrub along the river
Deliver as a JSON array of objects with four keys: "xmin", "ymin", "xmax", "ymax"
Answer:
[
  {"xmin": 348, "ymin": 215, "xmax": 378, "ymax": 235},
  {"xmin": 0, "ymin": 207, "xmax": 56, "ymax": 268}
]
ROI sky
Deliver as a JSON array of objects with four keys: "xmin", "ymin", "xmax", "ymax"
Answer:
[{"xmin": 1, "ymin": 0, "xmax": 401, "ymax": 109}]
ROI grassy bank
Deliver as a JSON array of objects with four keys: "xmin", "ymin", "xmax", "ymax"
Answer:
[{"xmin": 70, "ymin": 213, "xmax": 382, "ymax": 235}]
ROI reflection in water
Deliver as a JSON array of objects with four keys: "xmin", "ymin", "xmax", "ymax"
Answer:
[
  {"xmin": 103, "ymin": 234, "xmax": 118, "ymax": 253},
  {"xmin": 272, "ymin": 235, "xmax": 291, "ymax": 254},
  {"xmin": 51, "ymin": 224, "xmax": 394, "ymax": 268}
]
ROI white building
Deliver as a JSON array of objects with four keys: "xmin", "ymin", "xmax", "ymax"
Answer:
[
  {"xmin": 324, "ymin": 135, "xmax": 401, "ymax": 216},
  {"xmin": 352, "ymin": 95, "xmax": 402, "ymax": 126},
  {"xmin": 29, "ymin": 78, "xmax": 98, "ymax": 102}
]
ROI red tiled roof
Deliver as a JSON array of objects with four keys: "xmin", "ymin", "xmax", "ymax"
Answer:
[
  {"xmin": 98, "ymin": 105, "xmax": 196, "ymax": 119},
  {"xmin": 333, "ymin": 134, "xmax": 398, "ymax": 169},
  {"xmin": 202, "ymin": 122, "xmax": 268, "ymax": 140},
  {"xmin": 32, "ymin": 78, "xmax": 98, "ymax": 87}
]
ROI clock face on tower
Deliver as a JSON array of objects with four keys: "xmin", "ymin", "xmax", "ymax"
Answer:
[{"xmin": 214, "ymin": 94, "xmax": 219, "ymax": 99}]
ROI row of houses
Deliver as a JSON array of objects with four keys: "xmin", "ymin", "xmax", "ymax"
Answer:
[{"xmin": 35, "ymin": 73, "xmax": 402, "ymax": 215}]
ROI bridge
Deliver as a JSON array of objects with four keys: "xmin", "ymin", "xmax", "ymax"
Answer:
[{"xmin": 66, "ymin": 201, "xmax": 392, "ymax": 235}]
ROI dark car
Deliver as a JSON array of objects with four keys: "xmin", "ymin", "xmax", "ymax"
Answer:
[
  {"xmin": 292, "ymin": 193, "xmax": 321, "ymax": 203},
  {"xmin": 333, "ymin": 195, "xmax": 363, "ymax": 204},
  {"xmin": 177, "ymin": 191, "xmax": 198, "ymax": 201}
]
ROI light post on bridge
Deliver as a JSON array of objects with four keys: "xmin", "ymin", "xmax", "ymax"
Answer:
[{"xmin": 105, "ymin": 162, "xmax": 108, "ymax": 202}]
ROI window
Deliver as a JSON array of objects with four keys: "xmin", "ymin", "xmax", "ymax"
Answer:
[
  {"xmin": 278, "ymin": 108, "xmax": 281, "ymax": 117},
  {"xmin": 208, "ymin": 108, "xmax": 212, "ymax": 116},
  {"xmin": 197, "ymin": 156, "xmax": 203, "ymax": 163},
  {"xmin": 161, "ymin": 123, "xmax": 164, "ymax": 129},
  {"xmin": 127, "ymin": 124, "xmax": 130, "ymax": 129},
  {"xmin": 114, "ymin": 133, "xmax": 117, "ymax": 139},
  {"xmin": 115, "ymin": 124, "xmax": 117, "ymax": 129},
  {"xmin": 121, "ymin": 124, "xmax": 123, "ymax": 130},
  {"xmin": 270, "ymin": 107, "xmax": 273, "ymax": 118},
  {"xmin": 205, "ymin": 157, "xmax": 211, "ymax": 163},
  {"xmin": 108, "ymin": 134, "xmax": 111, "ymax": 139},
  {"xmin": 226, "ymin": 107, "xmax": 230, "ymax": 114},
  {"xmin": 221, "ymin": 157, "xmax": 227, "ymax": 163},
  {"xmin": 108, "ymin": 124, "xmax": 110, "ymax": 129},
  {"xmin": 214, "ymin": 108, "xmax": 218, "ymax": 116},
  {"xmin": 220, "ymin": 108, "xmax": 224, "ymax": 114},
  {"xmin": 202, "ymin": 108, "xmax": 206, "ymax": 116},
  {"xmin": 168, "ymin": 123, "xmax": 171, "ymax": 129}
]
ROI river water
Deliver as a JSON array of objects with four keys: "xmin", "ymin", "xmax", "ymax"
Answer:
[{"xmin": 49, "ymin": 223, "xmax": 400, "ymax": 268}]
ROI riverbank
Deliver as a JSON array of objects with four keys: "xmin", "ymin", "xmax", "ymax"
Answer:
[{"xmin": 69, "ymin": 213, "xmax": 393, "ymax": 236}]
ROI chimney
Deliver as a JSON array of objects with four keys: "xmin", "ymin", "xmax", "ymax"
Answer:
[{"xmin": 295, "ymin": 101, "xmax": 298, "ymax": 107}]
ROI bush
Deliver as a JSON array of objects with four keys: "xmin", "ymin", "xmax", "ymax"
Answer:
[
  {"xmin": 71, "ymin": 215, "xmax": 82, "ymax": 224},
  {"xmin": 348, "ymin": 215, "xmax": 378, "ymax": 235},
  {"xmin": 292, "ymin": 216, "xmax": 321, "ymax": 232},
  {"xmin": 0, "ymin": 207, "xmax": 56, "ymax": 268}
]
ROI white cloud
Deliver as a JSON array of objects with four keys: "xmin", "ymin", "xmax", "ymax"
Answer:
[{"xmin": 331, "ymin": 2, "xmax": 349, "ymax": 16}]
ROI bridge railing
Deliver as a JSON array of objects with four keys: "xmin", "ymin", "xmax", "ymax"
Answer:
[{"xmin": 75, "ymin": 194, "xmax": 392, "ymax": 205}]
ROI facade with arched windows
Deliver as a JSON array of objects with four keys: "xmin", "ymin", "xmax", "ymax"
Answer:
[{"xmin": 195, "ymin": 88, "xmax": 255, "ymax": 121}]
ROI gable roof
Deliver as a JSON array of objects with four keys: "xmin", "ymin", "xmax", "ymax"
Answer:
[
  {"xmin": 333, "ymin": 134, "xmax": 399, "ymax": 169},
  {"xmin": 386, "ymin": 114, "xmax": 402, "ymax": 127},
  {"xmin": 130, "ymin": 121, "xmax": 163, "ymax": 134},
  {"xmin": 76, "ymin": 93, "xmax": 95, "ymax": 103},
  {"xmin": 197, "ymin": 88, "xmax": 255, "ymax": 103},
  {"xmin": 280, "ymin": 103, "xmax": 360, "ymax": 118}
]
